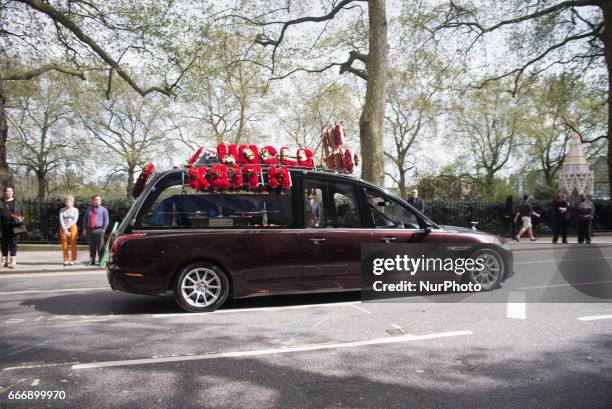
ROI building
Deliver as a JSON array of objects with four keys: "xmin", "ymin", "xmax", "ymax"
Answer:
[{"xmin": 558, "ymin": 133, "xmax": 594, "ymax": 197}]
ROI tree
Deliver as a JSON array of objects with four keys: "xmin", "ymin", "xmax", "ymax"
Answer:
[
  {"xmin": 1, "ymin": 0, "xmax": 200, "ymax": 185},
  {"xmin": 275, "ymin": 75, "xmax": 359, "ymax": 151},
  {"xmin": 176, "ymin": 31, "xmax": 269, "ymax": 149},
  {"xmin": 228, "ymin": 0, "xmax": 388, "ymax": 185},
  {"xmin": 452, "ymin": 82, "xmax": 523, "ymax": 196},
  {"xmin": 384, "ymin": 57, "xmax": 450, "ymax": 198},
  {"xmin": 78, "ymin": 83, "xmax": 176, "ymax": 199},
  {"xmin": 520, "ymin": 73, "xmax": 606, "ymax": 188},
  {"xmin": 428, "ymin": 0, "xmax": 611, "ymax": 193},
  {"xmin": 5, "ymin": 75, "xmax": 80, "ymax": 198}
]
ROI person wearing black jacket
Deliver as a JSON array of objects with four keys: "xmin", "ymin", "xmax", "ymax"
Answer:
[
  {"xmin": 499, "ymin": 195, "xmax": 518, "ymax": 241},
  {"xmin": 575, "ymin": 194, "xmax": 594, "ymax": 244},
  {"xmin": 551, "ymin": 190, "xmax": 571, "ymax": 244},
  {"xmin": 0, "ymin": 187, "xmax": 26, "ymax": 268},
  {"xmin": 407, "ymin": 188, "xmax": 425, "ymax": 213}
]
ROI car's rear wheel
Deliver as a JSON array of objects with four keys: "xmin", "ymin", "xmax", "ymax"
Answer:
[
  {"xmin": 173, "ymin": 263, "xmax": 229, "ymax": 312},
  {"xmin": 464, "ymin": 248, "xmax": 504, "ymax": 291}
]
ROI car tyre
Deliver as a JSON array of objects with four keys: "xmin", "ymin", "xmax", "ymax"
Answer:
[
  {"xmin": 463, "ymin": 248, "xmax": 504, "ymax": 291},
  {"xmin": 173, "ymin": 263, "xmax": 229, "ymax": 312}
]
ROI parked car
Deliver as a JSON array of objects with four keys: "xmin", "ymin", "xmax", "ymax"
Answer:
[{"xmin": 107, "ymin": 166, "xmax": 513, "ymax": 312}]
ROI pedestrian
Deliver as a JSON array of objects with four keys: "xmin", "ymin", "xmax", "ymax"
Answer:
[
  {"xmin": 408, "ymin": 187, "xmax": 425, "ymax": 213},
  {"xmin": 515, "ymin": 194, "xmax": 540, "ymax": 241},
  {"xmin": 499, "ymin": 195, "xmax": 518, "ymax": 241},
  {"xmin": 59, "ymin": 194, "xmax": 79, "ymax": 266},
  {"xmin": 575, "ymin": 193, "xmax": 594, "ymax": 244},
  {"xmin": 551, "ymin": 190, "xmax": 571, "ymax": 244},
  {"xmin": 82, "ymin": 194, "xmax": 109, "ymax": 266},
  {"xmin": 0, "ymin": 187, "xmax": 26, "ymax": 268}
]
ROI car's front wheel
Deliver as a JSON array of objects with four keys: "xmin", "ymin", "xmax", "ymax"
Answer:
[
  {"xmin": 173, "ymin": 263, "xmax": 229, "ymax": 312},
  {"xmin": 464, "ymin": 248, "xmax": 504, "ymax": 291}
]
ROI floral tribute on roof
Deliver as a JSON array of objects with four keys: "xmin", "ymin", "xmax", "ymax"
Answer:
[
  {"xmin": 132, "ymin": 122, "xmax": 359, "ymax": 198},
  {"xmin": 131, "ymin": 163, "xmax": 155, "ymax": 198},
  {"xmin": 183, "ymin": 123, "xmax": 359, "ymax": 193}
]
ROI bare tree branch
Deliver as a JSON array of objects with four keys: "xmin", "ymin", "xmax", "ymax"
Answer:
[
  {"xmin": 3, "ymin": 64, "xmax": 86, "ymax": 81},
  {"xmin": 15, "ymin": 0, "xmax": 176, "ymax": 96}
]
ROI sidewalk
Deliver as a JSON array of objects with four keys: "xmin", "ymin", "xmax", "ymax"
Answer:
[
  {"xmin": 0, "ymin": 248, "xmax": 105, "ymax": 274},
  {"xmin": 507, "ymin": 233, "xmax": 612, "ymax": 251}
]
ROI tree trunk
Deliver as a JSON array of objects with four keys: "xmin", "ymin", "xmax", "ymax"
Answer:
[
  {"xmin": 0, "ymin": 76, "xmax": 13, "ymax": 187},
  {"xmin": 36, "ymin": 171, "xmax": 46, "ymax": 199},
  {"xmin": 359, "ymin": 0, "xmax": 387, "ymax": 186},
  {"xmin": 126, "ymin": 165, "xmax": 136, "ymax": 200},
  {"xmin": 398, "ymin": 168, "xmax": 406, "ymax": 199},
  {"xmin": 602, "ymin": 3, "xmax": 612, "ymax": 194}
]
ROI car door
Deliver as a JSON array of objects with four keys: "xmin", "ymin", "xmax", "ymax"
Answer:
[
  {"xmin": 300, "ymin": 177, "xmax": 372, "ymax": 291},
  {"xmin": 361, "ymin": 188, "xmax": 449, "ymax": 282}
]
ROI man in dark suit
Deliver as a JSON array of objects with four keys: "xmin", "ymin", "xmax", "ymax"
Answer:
[
  {"xmin": 83, "ymin": 194, "xmax": 109, "ymax": 265},
  {"xmin": 304, "ymin": 188, "xmax": 321, "ymax": 226},
  {"xmin": 407, "ymin": 188, "xmax": 425, "ymax": 213}
]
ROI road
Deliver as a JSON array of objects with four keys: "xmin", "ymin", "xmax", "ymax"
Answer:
[{"xmin": 0, "ymin": 245, "xmax": 611, "ymax": 408}]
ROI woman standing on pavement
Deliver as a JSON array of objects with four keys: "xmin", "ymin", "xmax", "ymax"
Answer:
[
  {"xmin": 59, "ymin": 195, "xmax": 79, "ymax": 265},
  {"xmin": 575, "ymin": 194, "xmax": 594, "ymax": 244},
  {"xmin": 0, "ymin": 187, "xmax": 26, "ymax": 268},
  {"xmin": 551, "ymin": 190, "xmax": 571, "ymax": 244}
]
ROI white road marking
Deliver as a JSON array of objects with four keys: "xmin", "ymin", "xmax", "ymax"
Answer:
[
  {"xmin": 0, "ymin": 287, "xmax": 108, "ymax": 295},
  {"xmin": 577, "ymin": 314, "xmax": 612, "ymax": 321},
  {"xmin": 63, "ymin": 319, "xmax": 113, "ymax": 324},
  {"xmin": 507, "ymin": 292, "xmax": 526, "ymax": 319},
  {"xmin": 3, "ymin": 362, "xmax": 80, "ymax": 371},
  {"xmin": 0, "ymin": 271, "xmax": 105, "ymax": 278},
  {"xmin": 152, "ymin": 301, "xmax": 360, "ymax": 318},
  {"xmin": 514, "ymin": 256, "xmax": 612, "ymax": 265},
  {"xmin": 515, "ymin": 280, "xmax": 612, "ymax": 290},
  {"xmin": 71, "ymin": 330, "xmax": 473, "ymax": 370},
  {"xmin": 390, "ymin": 323, "xmax": 402, "ymax": 329},
  {"xmin": 350, "ymin": 304, "xmax": 372, "ymax": 314}
]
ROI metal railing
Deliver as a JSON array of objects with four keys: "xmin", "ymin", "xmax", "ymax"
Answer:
[{"xmin": 14, "ymin": 197, "xmax": 612, "ymax": 242}]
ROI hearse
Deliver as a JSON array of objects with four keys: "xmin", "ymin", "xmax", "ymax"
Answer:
[{"xmin": 107, "ymin": 164, "xmax": 513, "ymax": 312}]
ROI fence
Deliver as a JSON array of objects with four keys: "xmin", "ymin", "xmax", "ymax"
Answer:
[
  {"xmin": 20, "ymin": 197, "xmax": 133, "ymax": 243},
  {"xmin": 16, "ymin": 197, "xmax": 612, "ymax": 243},
  {"xmin": 426, "ymin": 200, "xmax": 612, "ymax": 235}
]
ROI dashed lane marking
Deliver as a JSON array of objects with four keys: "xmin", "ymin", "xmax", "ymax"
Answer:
[{"xmin": 507, "ymin": 291, "xmax": 526, "ymax": 319}]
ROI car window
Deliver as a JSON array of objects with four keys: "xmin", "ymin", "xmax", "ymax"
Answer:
[
  {"xmin": 303, "ymin": 178, "xmax": 362, "ymax": 228},
  {"xmin": 365, "ymin": 189, "xmax": 420, "ymax": 229},
  {"xmin": 136, "ymin": 173, "xmax": 293, "ymax": 229},
  {"xmin": 303, "ymin": 186, "xmax": 324, "ymax": 227}
]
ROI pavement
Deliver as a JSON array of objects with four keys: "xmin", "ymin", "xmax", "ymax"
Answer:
[
  {"xmin": 0, "ymin": 246, "xmax": 105, "ymax": 274},
  {"xmin": 2, "ymin": 234, "xmax": 612, "ymax": 275}
]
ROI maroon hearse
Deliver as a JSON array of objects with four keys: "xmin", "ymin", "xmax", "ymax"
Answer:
[{"xmin": 107, "ymin": 167, "xmax": 513, "ymax": 312}]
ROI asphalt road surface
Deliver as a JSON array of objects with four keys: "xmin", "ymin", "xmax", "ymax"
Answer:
[{"xmin": 0, "ymin": 245, "xmax": 611, "ymax": 408}]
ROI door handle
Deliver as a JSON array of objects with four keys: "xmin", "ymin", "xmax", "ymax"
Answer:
[
  {"xmin": 380, "ymin": 237, "xmax": 396, "ymax": 243},
  {"xmin": 309, "ymin": 238, "xmax": 326, "ymax": 244}
]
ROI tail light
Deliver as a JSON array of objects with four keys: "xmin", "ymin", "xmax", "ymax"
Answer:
[{"xmin": 110, "ymin": 233, "xmax": 146, "ymax": 258}]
